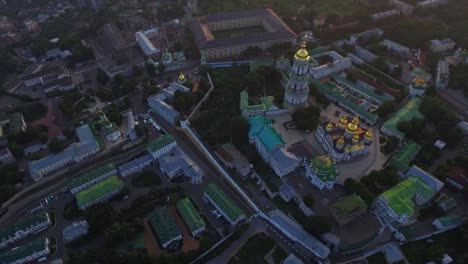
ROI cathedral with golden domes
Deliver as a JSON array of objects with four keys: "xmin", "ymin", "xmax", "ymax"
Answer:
[
  {"xmin": 283, "ymin": 43, "xmax": 311, "ymax": 111},
  {"xmin": 316, "ymin": 115, "xmax": 374, "ymax": 162}
]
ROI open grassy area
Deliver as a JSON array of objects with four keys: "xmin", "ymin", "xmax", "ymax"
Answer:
[{"xmin": 228, "ymin": 233, "xmax": 275, "ymax": 264}]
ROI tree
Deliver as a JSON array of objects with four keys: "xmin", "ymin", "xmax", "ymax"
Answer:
[
  {"xmin": 84, "ymin": 203, "xmax": 115, "ymax": 234},
  {"xmin": 230, "ymin": 116, "xmax": 249, "ymax": 148},
  {"xmin": 292, "ymin": 106, "xmax": 321, "ymax": 130},
  {"xmin": 48, "ymin": 138, "xmax": 67, "ymax": 153},
  {"xmin": 303, "ymin": 194, "xmax": 315, "ymax": 208},
  {"xmin": 382, "ymin": 135, "xmax": 399, "ymax": 154},
  {"xmin": 372, "ymin": 57, "xmax": 389, "ymax": 73},
  {"xmin": 96, "ymin": 68, "xmax": 109, "ymax": 85},
  {"xmin": 0, "ymin": 185, "xmax": 16, "ymax": 205},
  {"xmin": 303, "ymin": 216, "xmax": 331, "ymax": 236},
  {"xmin": 376, "ymin": 101, "xmax": 397, "ymax": 117},
  {"xmin": 173, "ymin": 91, "xmax": 193, "ymax": 112}
]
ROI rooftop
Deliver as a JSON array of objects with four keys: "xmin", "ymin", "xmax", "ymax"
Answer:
[
  {"xmin": 331, "ymin": 194, "xmax": 368, "ymax": 222},
  {"xmin": 118, "ymin": 154, "xmax": 153, "ymax": 173},
  {"xmin": 147, "ymin": 134, "xmax": 176, "ymax": 153},
  {"xmin": 205, "ymin": 183, "xmax": 244, "ymax": 223},
  {"xmin": 75, "ymin": 175, "xmax": 124, "ymax": 209},
  {"xmin": 390, "ymin": 141, "xmax": 421, "ymax": 172},
  {"xmin": 0, "ymin": 212, "xmax": 49, "ymax": 243},
  {"xmin": 191, "ymin": 8, "xmax": 296, "ymax": 50},
  {"xmin": 433, "ymin": 215, "xmax": 462, "ymax": 228},
  {"xmin": 382, "ymin": 98, "xmax": 423, "ymax": 139},
  {"xmin": 405, "ymin": 165, "xmax": 444, "ymax": 192},
  {"xmin": 247, "ymin": 116, "xmax": 273, "ymax": 138},
  {"xmin": 148, "ymin": 206, "xmax": 181, "ymax": 246},
  {"xmin": 381, "ymin": 177, "xmax": 436, "ymax": 217},
  {"xmin": 68, "ymin": 163, "xmax": 116, "ymax": 190},
  {"xmin": 176, "ymin": 198, "xmax": 205, "ymax": 234},
  {"xmin": 308, "ymin": 155, "xmax": 339, "ymax": 182},
  {"xmin": 0, "ymin": 237, "xmax": 48, "ymax": 264}
]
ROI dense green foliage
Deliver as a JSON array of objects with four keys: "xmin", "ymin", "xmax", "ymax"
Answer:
[{"xmin": 292, "ymin": 105, "xmax": 321, "ymax": 131}]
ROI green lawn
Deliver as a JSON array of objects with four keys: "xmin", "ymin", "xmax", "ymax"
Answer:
[{"xmin": 228, "ymin": 233, "xmax": 275, "ymax": 264}]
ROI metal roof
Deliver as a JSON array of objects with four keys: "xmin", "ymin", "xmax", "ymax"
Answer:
[
  {"xmin": 0, "ymin": 212, "xmax": 49, "ymax": 243},
  {"xmin": 68, "ymin": 163, "xmax": 116, "ymax": 190},
  {"xmin": 204, "ymin": 183, "xmax": 244, "ymax": 223},
  {"xmin": 75, "ymin": 175, "xmax": 123, "ymax": 209},
  {"xmin": 147, "ymin": 134, "xmax": 176, "ymax": 153},
  {"xmin": 148, "ymin": 206, "xmax": 181, "ymax": 246},
  {"xmin": 0, "ymin": 237, "xmax": 48, "ymax": 264},
  {"xmin": 176, "ymin": 198, "xmax": 205, "ymax": 235}
]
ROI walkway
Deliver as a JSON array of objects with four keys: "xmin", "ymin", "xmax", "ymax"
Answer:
[{"xmin": 206, "ymin": 218, "xmax": 268, "ymax": 264}]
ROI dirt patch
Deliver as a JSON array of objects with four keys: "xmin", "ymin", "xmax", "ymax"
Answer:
[
  {"xmin": 30, "ymin": 100, "xmax": 62, "ymax": 139},
  {"xmin": 169, "ymin": 205, "xmax": 200, "ymax": 253},
  {"xmin": 143, "ymin": 220, "xmax": 165, "ymax": 257}
]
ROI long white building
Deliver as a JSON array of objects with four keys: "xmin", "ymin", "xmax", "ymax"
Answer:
[
  {"xmin": 0, "ymin": 237, "xmax": 50, "ymax": 264},
  {"xmin": 28, "ymin": 124, "xmax": 100, "ymax": 182},
  {"xmin": 0, "ymin": 213, "xmax": 51, "ymax": 249}
]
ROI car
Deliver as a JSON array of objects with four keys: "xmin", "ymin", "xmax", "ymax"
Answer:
[{"xmin": 216, "ymin": 214, "xmax": 223, "ymax": 219}]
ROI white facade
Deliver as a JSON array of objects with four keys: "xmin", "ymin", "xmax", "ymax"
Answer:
[
  {"xmin": 104, "ymin": 128, "xmax": 121, "ymax": 142},
  {"xmin": 304, "ymin": 166, "xmax": 335, "ymax": 191},
  {"xmin": 429, "ymin": 38, "xmax": 456, "ymax": 53},
  {"xmin": 284, "ymin": 47, "xmax": 310, "ymax": 110},
  {"xmin": 69, "ymin": 169, "xmax": 116, "ymax": 194},
  {"xmin": 118, "ymin": 154, "xmax": 153, "ymax": 177},
  {"xmin": 0, "ymin": 147, "xmax": 15, "ymax": 165},
  {"xmin": 381, "ymin": 39, "xmax": 411, "ymax": 59},
  {"xmin": 315, "ymin": 127, "xmax": 369, "ymax": 162},
  {"xmin": 0, "ymin": 214, "xmax": 51, "ymax": 249},
  {"xmin": 63, "ymin": 220, "xmax": 89, "ymax": 242},
  {"xmin": 3, "ymin": 239, "xmax": 50, "ymax": 264},
  {"xmin": 78, "ymin": 187, "xmax": 123, "ymax": 210},
  {"xmin": 148, "ymin": 141, "xmax": 177, "ymax": 160},
  {"xmin": 310, "ymin": 52, "xmax": 352, "ymax": 79},
  {"xmin": 436, "ymin": 60, "xmax": 450, "ymax": 89}
]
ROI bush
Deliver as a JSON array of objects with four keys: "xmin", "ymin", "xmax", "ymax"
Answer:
[
  {"xmin": 63, "ymin": 201, "xmax": 82, "ymax": 221},
  {"xmin": 303, "ymin": 194, "xmax": 315, "ymax": 208},
  {"xmin": 131, "ymin": 171, "xmax": 162, "ymax": 187}
]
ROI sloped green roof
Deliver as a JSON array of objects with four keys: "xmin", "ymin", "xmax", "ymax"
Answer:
[
  {"xmin": 332, "ymin": 74, "xmax": 390, "ymax": 103},
  {"xmin": 310, "ymin": 79, "xmax": 378, "ymax": 123},
  {"xmin": 381, "ymin": 177, "xmax": 436, "ymax": 217},
  {"xmin": 332, "ymin": 194, "xmax": 368, "ymax": 221},
  {"xmin": 205, "ymin": 183, "xmax": 244, "ymax": 223},
  {"xmin": 75, "ymin": 175, "xmax": 123, "ymax": 209},
  {"xmin": 247, "ymin": 116, "xmax": 273, "ymax": 138},
  {"xmin": 147, "ymin": 134, "xmax": 176, "ymax": 152},
  {"xmin": 258, "ymin": 127, "xmax": 285, "ymax": 152},
  {"xmin": 0, "ymin": 237, "xmax": 48, "ymax": 263},
  {"xmin": 309, "ymin": 155, "xmax": 338, "ymax": 182},
  {"xmin": 390, "ymin": 141, "xmax": 421, "ymax": 172},
  {"xmin": 176, "ymin": 198, "xmax": 205, "ymax": 234},
  {"xmin": 148, "ymin": 206, "xmax": 180, "ymax": 246},
  {"xmin": 260, "ymin": 96, "xmax": 276, "ymax": 110},
  {"xmin": 0, "ymin": 212, "xmax": 49, "ymax": 243},
  {"xmin": 434, "ymin": 215, "xmax": 462, "ymax": 228},
  {"xmin": 382, "ymin": 98, "xmax": 423, "ymax": 139},
  {"xmin": 68, "ymin": 163, "xmax": 116, "ymax": 190}
]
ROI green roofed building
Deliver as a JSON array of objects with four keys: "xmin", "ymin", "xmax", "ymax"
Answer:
[
  {"xmin": 389, "ymin": 141, "xmax": 421, "ymax": 172},
  {"xmin": 305, "ymin": 155, "xmax": 339, "ymax": 191},
  {"xmin": 176, "ymin": 198, "xmax": 205, "ymax": 237},
  {"xmin": 0, "ymin": 237, "xmax": 50, "ymax": 264},
  {"xmin": 204, "ymin": 183, "xmax": 245, "ymax": 226},
  {"xmin": 330, "ymin": 194, "xmax": 368, "ymax": 225},
  {"xmin": 240, "ymin": 90, "xmax": 284, "ymax": 118},
  {"xmin": 68, "ymin": 163, "xmax": 117, "ymax": 194},
  {"xmin": 148, "ymin": 206, "xmax": 181, "ymax": 249},
  {"xmin": 75, "ymin": 175, "xmax": 124, "ymax": 210},
  {"xmin": 310, "ymin": 79, "xmax": 378, "ymax": 125},
  {"xmin": 147, "ymin": 134, "xmax": 177, "ymax": 159},
  {"xmin": 0, "ymin": 212, "xmax": 51, "ymax": 249},
  {"xmin": 247, "ymin": 116, "xmax": 299, "ymax": 176},
  {"xmin": 381, "ymin": 98, "xmax": 423, "ymax": 139},
  {"xmin": 372, "ymin": 177, "xmax": 437, "ymax": 225},
  {"xmin": 432, "ymin": 215, "xmax": 462, "ymax": 230}
]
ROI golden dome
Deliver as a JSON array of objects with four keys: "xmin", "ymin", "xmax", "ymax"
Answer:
[
  {"xmin": 365, "ymin": 129, "xmax": 373, "ymax": 138},
  {"xmin": 351, "ymin": 144, "xmax": 362, "ymax": 151},
  {"xmin": 326, "ymin": 122, "xmax": 333, "ymax": 130},
  {"xmin": 351, "ymin": 116, "xmax": 360, "ymax": 125},
  {"xmin": 352, "ymin": 134, "xmax": 360, "ymax": 142},
  {"xmin": 344, "ymin": 147, "xmax": 351, "ymax": 153},
  {"xmin": 340, "ymin": 117, "xmax": 348, "ymax": 126},
  {"xmin": 294, "ymin": 43, "xmax": 309, "ymax": 60},
  {"xmin": 347, "ymin": 122, "xmax": 358, "ymax": 132},
  {"xmin": 178, "ymin": 72, "xmax": 186, "ymax": 82},
  {"xmin": 337, "ymin": 136, "xmax": 345, "ymax": 145}
]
